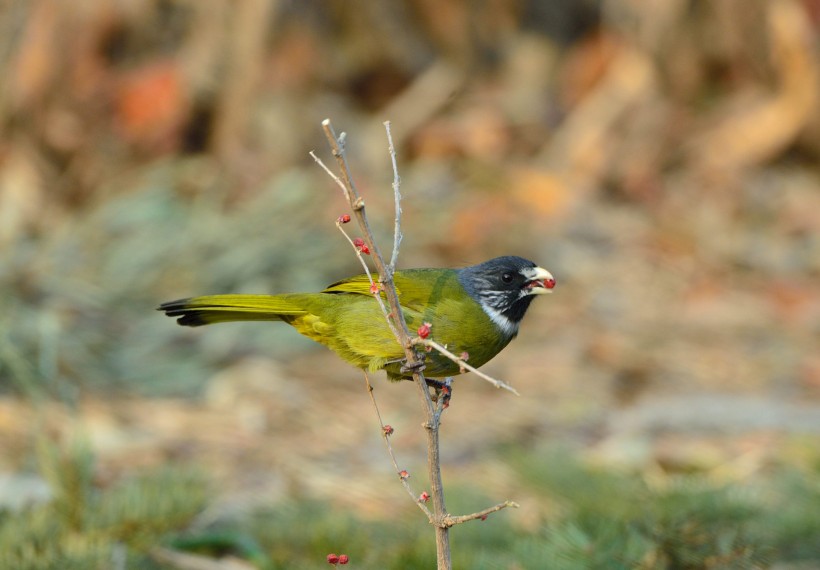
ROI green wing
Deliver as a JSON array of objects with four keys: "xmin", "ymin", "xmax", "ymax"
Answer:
[
  {"xmin": 321, "ymin": 274, "xmax": 402, "ymax": 296},
  {"xmin": 322, "ymin": 268, "xmax": 456, "ymax": 315}
]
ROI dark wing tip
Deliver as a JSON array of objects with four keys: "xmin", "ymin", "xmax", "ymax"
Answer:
[
  {"xmin": 174, "ymin": 312, "xmax": 210, "ymax": 327},
  {"xmin": 157, "ymin": 298, "xmax": 208, "ymax": 327},
  {"xmin": 157, "ymin": 298, "xmax": 190, "ymax": 311}
]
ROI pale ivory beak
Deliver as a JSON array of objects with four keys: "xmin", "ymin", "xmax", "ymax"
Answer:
[{"xmin": 522, "ymin": 266, "xmax": 556, "ymax": 294}]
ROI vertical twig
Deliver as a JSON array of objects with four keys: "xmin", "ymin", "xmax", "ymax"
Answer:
[{"xmin": 383, "ymin": 121, "xmax": 403, "ymax": 272}]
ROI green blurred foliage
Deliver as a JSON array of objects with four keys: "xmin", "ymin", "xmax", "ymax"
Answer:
[
  {"xmin": 0, "ymin": 438, "xmax": 208, "ymax": 569},
  {"xmin": 2, "ymin": 442, "xmax": 819, "ymax": 568}
]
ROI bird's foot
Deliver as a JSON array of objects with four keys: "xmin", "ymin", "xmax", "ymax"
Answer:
[
  {"xmin": 400, "ymin": 357, "xmax": 426, "ymax": 375},
  {"xmin": 426, "ymin": 377, "xmax": 453, "ymax": 409}
]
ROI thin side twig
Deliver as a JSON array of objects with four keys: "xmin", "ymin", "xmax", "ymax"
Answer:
[
  {"xmin": 334, "ymin": 221, "xmax": 402, "ymax": 342},
  {"xmin": 335, "ymin": 221, "xmax": 375, "ymax": 278},
  {"xmin": 309, "ymin": 150, "xmax": 347, "ymax": 194},
  {"xmin": 413, "ymin": 338, "xmax": 520, "ymax": 396},
  {"xmin": 443, "ymin": 501, "xmax": 520, "ymax": 527},
  {"xmin": 363, "ymin": 372, "xmax": 434, "ymax": 520}
]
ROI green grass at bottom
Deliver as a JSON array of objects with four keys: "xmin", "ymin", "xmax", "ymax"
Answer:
[{"xmin": 2, "ymin": 443, "xmax": 819, "ymax": 569}]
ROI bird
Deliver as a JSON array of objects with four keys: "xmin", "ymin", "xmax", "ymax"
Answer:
[{"xmin": 158, "ymin": 256, "xmax": 555, "ymax": 381}]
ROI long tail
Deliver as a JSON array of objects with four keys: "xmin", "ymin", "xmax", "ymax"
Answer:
[{"xmin": 158, "ymin": 294, "xmax": 307, "ymax": 327}]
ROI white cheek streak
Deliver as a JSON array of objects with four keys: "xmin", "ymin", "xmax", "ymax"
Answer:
[{"xmin": 480, "ymin": 304, "xmax": 519, "ymax": 337}]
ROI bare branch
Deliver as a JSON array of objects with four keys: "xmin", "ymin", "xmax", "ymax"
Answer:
[
  {"xmin": 314, "ymin": 119, "xmax": 524, "ymax": 568},
  {"xmin": 413, "ymin": 338, "xmax": 520, "ymax": 396},
  {"xmin": 383, "ymin": 121, "xmax": 403, "ymax": 272},
  {"xmin": 309, "ymin": 150, "xmax": 347, "ymax": 194},
  {"xmin": 443, "ymin": 501, "xmax": 520, "ymax": 527},
  {"xmin": 317, "ymin": 118, "xmax": 450, "ymax": 567}
]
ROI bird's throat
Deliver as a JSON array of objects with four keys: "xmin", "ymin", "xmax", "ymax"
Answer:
[{"xmin": 478, "ymin": 301, "xmax": 520, "ymax": 338}]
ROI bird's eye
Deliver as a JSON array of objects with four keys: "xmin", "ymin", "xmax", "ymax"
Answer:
[{"xmin": 501, "ymin": 272, "xmax": 513, "ymax": 283}]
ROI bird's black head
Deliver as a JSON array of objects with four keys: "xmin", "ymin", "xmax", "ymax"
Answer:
[{"xmin": 457, "ymin": 256, "xmax": 555, "ymax": 337}]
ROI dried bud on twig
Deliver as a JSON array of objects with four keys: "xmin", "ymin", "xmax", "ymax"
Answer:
[
  {"xmin": 352, "ymin": 237, "xmax": 370, "ymax": 254},
  {"xmin": 459, "ymin": 351, "xmax": 470, "ymax": 373}
]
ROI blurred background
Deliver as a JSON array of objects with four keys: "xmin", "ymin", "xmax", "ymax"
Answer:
[{"xmin": 1, "ymin": 0, "xmax": 819, "ymax": 568}]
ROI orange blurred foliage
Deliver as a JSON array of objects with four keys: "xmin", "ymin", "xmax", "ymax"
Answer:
[{"xmin": 115, "ymin": 61, "xmax": 189, "ymax": 151}]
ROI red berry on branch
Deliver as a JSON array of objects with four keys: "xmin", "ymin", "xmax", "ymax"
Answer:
[
  {"xmin": 383, "ymin": 425, "xmax": 394, "ymax": 436},
  {"xmin": 327, "ymin": 553, "xmax": 340, "ymax": 564},
  {"xmin": 419, "ymin": 491, "xmax": 430, "ymax": 503},
  {"xmin": 338, "ymin": 214, "xmax": 351, "ymax": 224},
  {"xmin": 399, "ymin": 470, "xmax": 410, "ymax": 479},
  {"xmin": 417, "ymin": 322, "xmax": 432, "ymax": 339},
  {"xmin": 339, "ymin": 554, "xmax": 349, "ymax": 565}
]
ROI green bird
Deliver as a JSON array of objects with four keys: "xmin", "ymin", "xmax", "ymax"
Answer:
[{"xmin": 158, "ymin": 256, "xmax": 555, "ymax": 381}]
